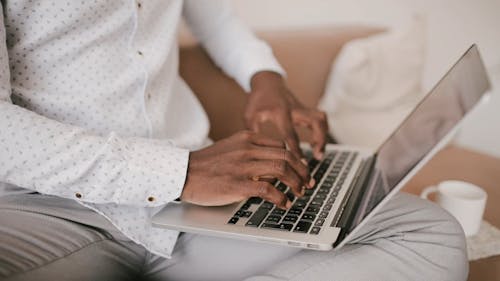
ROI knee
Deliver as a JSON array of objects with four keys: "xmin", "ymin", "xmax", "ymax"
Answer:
[
  {"xmin": 395, "ymin": 194, "xmax": 469, "ymax": 281},
  {"xmin": 0, "ymin": 208, "xmax": 109, "ymax": 278}
]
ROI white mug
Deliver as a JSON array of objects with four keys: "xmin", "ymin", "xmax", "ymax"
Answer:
[{"xmin": 421, "ymin": 180, "xmax": 487, "ymax": 236}]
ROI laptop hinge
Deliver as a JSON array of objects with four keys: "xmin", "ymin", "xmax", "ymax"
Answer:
[{"xmin": 332, "ymin": 154, "xmax": 376, "ymax": 246}]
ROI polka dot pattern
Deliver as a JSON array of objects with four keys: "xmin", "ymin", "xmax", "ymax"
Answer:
[
  {"xmin": 0, "ymin": 0, "xmax": 284, "ymax": 257},
  {"xmin": 0, "ymin": 0, "xmax": 203, "ymax": 257}
]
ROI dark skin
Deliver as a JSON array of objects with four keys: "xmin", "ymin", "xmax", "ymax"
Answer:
[{"xmin": 181, "ymin": 71, "xmax": 329, "ymax": 208}]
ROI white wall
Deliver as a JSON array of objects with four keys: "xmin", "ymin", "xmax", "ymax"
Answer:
[{"xmin": 230, "ymin": 0, "xmax": 500, "ymax": 157}]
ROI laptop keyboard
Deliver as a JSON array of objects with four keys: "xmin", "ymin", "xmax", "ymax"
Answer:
[{"xmin": 227, "ymin": 150, "xmax": 358, "ymax": 235}]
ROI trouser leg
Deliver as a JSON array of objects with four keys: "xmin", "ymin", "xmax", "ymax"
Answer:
[
  {"xmin": 140, "ymin": 193, "xmax": 467, "ymax": 281},
  {"xmin": 245, "ymin": 193, "xmax": 468, "ymax": 281},
  {"xmin": 0, "ymin": 194, "xmax": 146, "ymax": 281},
  {"xmin": 144, "ymin": 232, "xmax": 301, "ymax": 281}
]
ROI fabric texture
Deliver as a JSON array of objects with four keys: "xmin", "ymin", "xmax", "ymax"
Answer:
[
  {"xmin": 0, "ymin": 0, "xmax": 284, "ymax": 258},
  {"xmin": 0, "ymin": 193, "xmax": 468, "ymax": 281},
  {"xmin": 319, "ymin": 17, "xmax": 426, "ymax": 149}
]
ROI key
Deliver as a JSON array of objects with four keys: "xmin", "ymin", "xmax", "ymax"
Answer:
[
  {"xmin": 322, "ymin": 178, "xmax": 335, "ymax": 185},
  {"xmin": 247, "ymin": 197, "xmax": 263, "ymax": 205},
  {"xmin": 276, "ymin": 183, "xmax": 288, "ymax": 193},
  {"xmin": 310, "ymin": 226, "xmax": 321, "ymax": 235},
  {"xmin": 313, "ymin": 172, "xmax": 324, "ymax": 182},
  {"xmin": 271, "ymin": 208, "xmax": 286, "ymax": 216},
  {"xmin": 283, "ymin": 215, "xmax": 298, "ymax": 223},
  {"xmin": 285, "ymin": 191, "xmax": 295, "ymax": 202},
  {"xmin": 228, "ymin": 217, "xmax": 239, "ymax": 224},
  {"xmin": 320, "ymin": 182, "xmax": 333, "ymax": 189},
  {"xmin": 314, "ymin": 193, "xmax": 327, "ymax": 200},
  {"xmin": 287, "ymin": 207, "xmax": 302, "ymax": 216},
  {"xmin": 293, "ymin": 200, "xmax": 307, "ymax": 208},
  {"xmin": 279, "ymin": 223, "xmax": 294, "ymax": 231},
  {"xmin": 315, "ymin": 218, "xmax": 325, "ymax": 226},
  {"xmin": 246, "ymin": 208, "xmax": 269, "ymax": 227},
  {"xmin": 319, "ymin": 211, "xmax": 329, "ymax": 219},
  {"xmin": 301, "ymin": 213, "xmax": 316, "ymax": 221},
  {"xmin": 262, "ymin": 223, "xmax": 293, "ymax": 231},
  {"xmin": 308, "ymin": 158, "xmax": 320, "ymax": 171},
  {"xmin": 294, "ymin": 221, "xmax": 312, "ymax": 233},
  {"xmin": 241, "ymin": 211, "xmax": 252, "ymax": 218},
  {"xmin": 300, "ymin": 196, "xmax": 311, "ymax": 202},
  {"xmin": 304, "ymin": 189, "xmax": 315, "ymax": 196},
  {"xmin": 265, "ymin": 215, "xmax": 281, "ymax": 223},
  {"xmin": 317, "ymin": 188, "xmax": 330, "ymax": 194},
  {"xmin": 261, "ymin": 201, "xmax": 274, "ymax": 209},
  {"xmin": 306, "ymin": 206, "xmax": 320, "ymax": 214},
  {"xmin": 310, "ymin": 200, "xmax": 323, "ymax": 206}
]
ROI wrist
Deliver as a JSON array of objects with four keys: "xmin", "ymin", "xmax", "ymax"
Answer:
[{"xmin": 250, "ymin": 71, "xmax": 284, "ymax": 92}]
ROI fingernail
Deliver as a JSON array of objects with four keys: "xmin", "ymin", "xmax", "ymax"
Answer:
[
  {"xmin": 314, "ymin": 151, "xmax": 324, "ymax": 160},
  {"xmin": 301, "ymin": 186, "xmax": 306, "ymax": 196},
  {"xmin": 309, "ymin": 178, "xmax": 316, "ymax": 188},
  {"xmin": 286, "ymin": 200, "xmax": 292, "ymax": 209},
  {"xmin": 301, "ymin": 158, "xmax": 308, "ymax": 165}
]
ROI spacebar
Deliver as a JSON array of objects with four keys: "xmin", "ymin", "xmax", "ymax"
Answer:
[
  {"xmin": 246, "ymin": 208, "xmax": 269, "ymax": 227},
  {"xmin": 262, "ymin": 223, "xmax": 293, "ymax": 231}
]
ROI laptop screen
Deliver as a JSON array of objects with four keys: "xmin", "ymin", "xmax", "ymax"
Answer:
[{"xmin": 349, "ymin": 45, "xmax": 491, "ymax": 229}]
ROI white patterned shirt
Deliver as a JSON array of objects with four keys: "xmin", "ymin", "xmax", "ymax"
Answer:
[{"xmin": 0, "ymin": 0, "xmax": 284, "ymax": 258}]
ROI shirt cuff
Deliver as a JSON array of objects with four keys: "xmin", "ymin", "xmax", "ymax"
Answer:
[
  {"xmin": 113, "ymin": 138, "xmax": 189, "ymax": 207},
  {"xmin": 234, "ymin": 45, "xmax": 286, "ymax": 93}
]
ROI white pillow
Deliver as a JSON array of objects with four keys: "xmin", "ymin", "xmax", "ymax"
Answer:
[{"xmin": 319, "ymin": 17, "xmax": 426, "ymax": 149}]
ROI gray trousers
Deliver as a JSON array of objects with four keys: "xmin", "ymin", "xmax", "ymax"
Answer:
[{"xmin": 0, "ymin": 192, "xmax": 468, "ymax": 281}]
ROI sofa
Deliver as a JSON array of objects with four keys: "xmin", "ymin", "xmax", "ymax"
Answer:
[{"xmin": 178, "ymin": 27, "xmax": 495, "ymax": 281}]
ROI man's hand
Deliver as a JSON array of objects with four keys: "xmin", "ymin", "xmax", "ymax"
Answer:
[
  {"xmin": 245, "ymin": 71, "xmax": 329, "ymax": 160},
  {"xmin": 180, "ymin": 131, "xmax": 315, "ymax": 209}
]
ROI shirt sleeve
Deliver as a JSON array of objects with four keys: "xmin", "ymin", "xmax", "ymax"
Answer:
[
  {"xmin": 182, "ymin": 0, "xmax": 286, "ymax": 93},
  {"xmin": 0, "ymin": 10, "xmax": 187, "ymax": 208}
]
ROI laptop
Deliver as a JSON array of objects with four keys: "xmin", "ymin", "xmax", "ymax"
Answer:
[{"xmin": 153, "ymin": 45, "xmax": 491, "ymax": 251}]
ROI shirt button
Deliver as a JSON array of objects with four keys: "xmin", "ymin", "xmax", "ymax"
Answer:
[
  {"xmin": 137, "ymin": 50, "xmax": 143, "ymax": 56},
  {"xmin": 147, "ymin": 93, "xmax": 152, "ymax": 99},
  {"xmin": 75, "ymin": 192, "xmax": 82, "ymax": 199},
  {"xmin": 148, "ymin": 196, "xmax": 155, "ymax": 202},
  {"xmin": 137, "ymin": 2, "xmax": 142, "ymax": 9}
]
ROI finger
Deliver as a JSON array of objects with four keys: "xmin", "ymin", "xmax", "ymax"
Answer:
[
  {"xmin": 245, "ymin": 112, "xmax": 268, "ymax": 133},
  {"xmin": 244, "ymin": 159, "xmax": 306, "ymax": 197},
  {"xmin": 309, "ymin": 113, "xmax": 328, "ymax": 160},
  {"xmin": 249, "ymin": 133, "xmax": 286, "ymax": 149},
  {"xmin": 274, "ymin": 113, "xmax": 303, "ymax": 160},
  {"xmin": 251, "ymin": 175, "xmax": 277, "ymax": 184},
  {"xmin": 248, "ymin": 118, "xmax": 261, "ymax": 133},
  {"xmin": 293, "ymin": 110, "xmax": 328, "ymax": 160},
  {"xmin": 247, "ymin": 147, "xmax": 311, "ymax": 187},
  {"xmin": 243, "ymin": 181, "xmax": 291, "ymax": 209}
]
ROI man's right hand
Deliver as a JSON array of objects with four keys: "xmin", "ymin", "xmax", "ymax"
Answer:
[{"xmin": 180, "ymin": 131, "xmax": 314, "ymax": 209}]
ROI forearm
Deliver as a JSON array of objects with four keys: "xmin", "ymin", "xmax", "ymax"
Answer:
[
  {"xmin": 183, "ymin": 0, "xmax": 285, "ymax": 92},
  {"xmin": 0, "ymin": 101, "xmax": 188, "ymax": 207}
]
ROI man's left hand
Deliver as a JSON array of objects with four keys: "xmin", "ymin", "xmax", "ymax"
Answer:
[{"xmin": 245, "ymin": 71, "xmax": 329, "ymax": 160}]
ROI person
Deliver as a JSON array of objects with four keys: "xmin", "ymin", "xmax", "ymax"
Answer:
[{"xmin": 0, "ymin": 1, "xmax": 468, "ymax": 280}]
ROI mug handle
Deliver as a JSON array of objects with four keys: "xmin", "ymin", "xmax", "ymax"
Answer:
[{"xmin": 421, "ymin": 186, "xmax": 438, "ymax": 199}]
